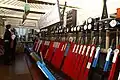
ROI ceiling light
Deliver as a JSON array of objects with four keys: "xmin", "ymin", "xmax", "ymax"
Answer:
[{"xmin": 2, "ymin": 18, "xmax": 6, "ymax": 20}]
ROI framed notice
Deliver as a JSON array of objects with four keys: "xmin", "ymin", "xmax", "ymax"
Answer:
[{"xmin": 38, "ymin": 0, "xmax": 61, "ymax": 29}]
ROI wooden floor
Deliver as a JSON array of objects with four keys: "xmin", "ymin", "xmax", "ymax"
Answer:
[{"xmin": 0, "ymin": 53, "xmax": 45, "ymax": 80}]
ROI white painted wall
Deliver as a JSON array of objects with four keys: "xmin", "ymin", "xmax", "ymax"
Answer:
[{"xmin": 63, "ymin": 0, "xmax": 120, "ymax": 25}]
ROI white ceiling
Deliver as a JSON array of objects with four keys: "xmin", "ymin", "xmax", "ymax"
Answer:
[
  {"xmin": 0, "ymin": 0, "xmax": 55, "ymax": 28},
  {"xmin": 0, "ymin": 0, "xmax": 120, "ymax": 27}
]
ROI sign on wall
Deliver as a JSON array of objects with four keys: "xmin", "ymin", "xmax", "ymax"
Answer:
[{"xmin": 38, "ymin": 0, "xmax": 61, "ymax": 29}]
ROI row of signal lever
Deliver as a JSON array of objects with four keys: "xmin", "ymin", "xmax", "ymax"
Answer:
[{"xmin": 27, "ymin": 38, "xmax": 120, "ymax": 80}]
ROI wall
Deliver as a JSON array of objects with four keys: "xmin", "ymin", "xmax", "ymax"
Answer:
[
  {"xmin": 63, "ymin": 0, "xmax": 120, "ymax": 25},
  {"xmin": 0, "ymin": 17, "xmax": 5, "ymax": 39}
]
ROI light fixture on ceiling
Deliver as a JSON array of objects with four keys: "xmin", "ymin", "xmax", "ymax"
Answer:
[{"xmin": 2, "ymin": 18, "xmax": 6, "ymax": 20}]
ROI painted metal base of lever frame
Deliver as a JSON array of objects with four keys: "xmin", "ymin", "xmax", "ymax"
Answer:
[{"xmin": 36, "ymin": 61, "xmax": 56, "ymax": 80}]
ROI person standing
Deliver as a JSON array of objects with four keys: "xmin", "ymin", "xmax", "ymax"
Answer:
[
  {"xmin": 10, "ymin": 28, "xmax": 17, "ymax": 61},
  {"xmin": 3, "ymin": 24, "xmax": 12, "ymax": 65}
]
